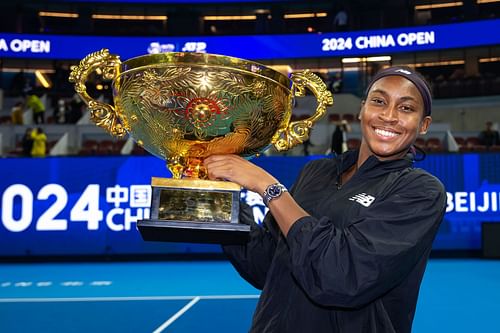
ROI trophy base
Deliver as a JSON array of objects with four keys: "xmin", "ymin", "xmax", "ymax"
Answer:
[{"xmin": 137, "ymin": 219, "xmax": 251, "ymax": 244}]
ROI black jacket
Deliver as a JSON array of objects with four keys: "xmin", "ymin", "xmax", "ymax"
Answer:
[{"xmin": 223, "ymin": 150, "xmax": 446, "ymax": 333}]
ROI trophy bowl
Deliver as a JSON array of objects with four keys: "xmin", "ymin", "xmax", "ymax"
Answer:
[{"xmin": 69, "ymin": 49, "xmax": 333, "ymax": 244}]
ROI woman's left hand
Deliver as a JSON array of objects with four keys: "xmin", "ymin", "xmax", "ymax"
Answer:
[{"xmin": 203, "ymin": 154, "xmax": 278, "ymax": 195}]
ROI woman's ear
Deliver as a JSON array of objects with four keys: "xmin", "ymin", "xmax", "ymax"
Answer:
[
  {"xmin": 419, "ymin": 116, "xmax": 432, "ymax": 135},
  {"xmin": 358, "ymin": 101, "xmax": 365, "ymax": 120}
]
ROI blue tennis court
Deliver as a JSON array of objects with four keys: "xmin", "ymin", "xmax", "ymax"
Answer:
[{"xmin": 0, "ymin": 259, "xmax": 499, "ymax": 333}]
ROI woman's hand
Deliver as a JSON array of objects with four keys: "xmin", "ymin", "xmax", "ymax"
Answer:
[
  {"xmin": 203, "ymin": 154, "xmax": 278, "ymax": 195},
  {"xmin": 205, "ymin": 154, "xmax": 309, "ymax": 236}
]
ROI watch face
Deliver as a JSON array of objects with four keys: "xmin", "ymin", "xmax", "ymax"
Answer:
[{"xmin": 268, "ymin": 185, "xmax": 283, "ymax": 197}]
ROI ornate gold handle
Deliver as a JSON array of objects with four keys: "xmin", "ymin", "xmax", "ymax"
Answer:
[
  {"xmin": 273, "ymin": 70, "xmax": 334, "ymax": 151},
  {"xmin": 68, "ymin": 49, "xmax": 126, "ymax": 137}
]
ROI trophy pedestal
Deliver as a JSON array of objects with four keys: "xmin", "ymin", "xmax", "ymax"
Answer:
[
  {"xmin": 137, "ymin": 177, "xmax": 250, "ymax": 244},
  {"xmin": 137, "ymin": 220, "xmax": 250, "ymax": 244}
]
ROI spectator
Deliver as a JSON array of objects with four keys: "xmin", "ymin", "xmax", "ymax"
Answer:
[
  {"xmin": 11, "ymin": 102, "xmax": 24, "ymax": 125},
  {"xmin": 9, "ymin": 70, "xmax": 27, "ymax": 97},
  {"xmin": 25, "ymin": 93, "xmax": 46, "ymax": 124},
  {"xmin": 331, "ymin": 72, "xmax": 343, "ymax": 93},
  {"xmin": 303, "ymin": 138, "xmax": 313, "ymax": 156},
  {"xmin": 31, "ymin": 127, "xmax": 47, "ymax": 157},
  {"xmin": 333, "ymin": 6, "xmax": 348, "ymax": 32},
  {"xmin": 67, "ymin": 93, "xmax": 84, "ymax": 124},
  {"xmin": 330, "ymin": 119, "xmax": 351, "ymax": 155},
  {"xmin": 478, "ymin": 121, "xmax": 500, "ymax": 148},
  {"xmin": 21, "ymin": 127, "xmax": 34, "ymax": 157}
]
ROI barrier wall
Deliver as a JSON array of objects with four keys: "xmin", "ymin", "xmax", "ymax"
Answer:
[{"xmin": 0, "ymin": 153, "xmax": 499, "ymax": 257}]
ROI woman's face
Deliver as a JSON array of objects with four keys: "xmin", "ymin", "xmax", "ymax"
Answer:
[{"xmin": 359, "ymin": 75, "xmax": 432, "ymax": 161}]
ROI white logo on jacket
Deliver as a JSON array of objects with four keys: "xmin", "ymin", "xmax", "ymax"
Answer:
[{"xmin": 349, "ymin": 193, "xmax": 375, "ymax": 207}]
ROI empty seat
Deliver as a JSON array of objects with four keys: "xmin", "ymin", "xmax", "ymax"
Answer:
[
  {"xmin": 131, "ymin": 144, "xmax": 147, "ymax": 155},
  {"xmin": 415, "ymin": 137, "xmax": 426, "ymax": 149},
  {"xmin": 465, "ymin": 137, "xmax": 486, "ymax": 152},
  {"xmin": 426, "ymin": 137, "xmax": 444, "ymax": 152},
  {"xmin": 78, "ymin": 139, "xmax": 98, "ymax": 155},
  {"xmin": 112, "ymin": 140, "xmax": 127, "ymax": 154},
  {"xmin": 341, "ymin": 113, "xmax": 355, "ymax": 123},
  {"xmin": 346, "ymin": 138, "xmax": 361, "ymax": 150},
  {"xmin": 328, "ymin": 113, "xmax": 341, "ymax": 123},
  {"xmin": 95, "ymin": 140, "xmax": 114, "ymax": 155},
  {"xmin": 454, "ymin": 136, "xmax": 465, "ymax": 146},
  {"xmin": 0, "ymin": 116, "xmax": 11, "ymax": 124}
]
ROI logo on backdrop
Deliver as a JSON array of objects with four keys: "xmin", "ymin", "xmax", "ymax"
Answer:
[
  {"xmin": 0, "ymin": 183, "xmax": 151, "ymax": 233},
  {"xmin": 0, "ymin": 183, "xmax": 270, "ymax": 233},
  {"xmin": 0, "ymin": 38, "xmax": 50, "ymax": 53}
]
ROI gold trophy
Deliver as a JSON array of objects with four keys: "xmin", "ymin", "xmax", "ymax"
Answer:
[{"xmin": 69, "ymin": 49, "xmax": 333, "ymax": 244}]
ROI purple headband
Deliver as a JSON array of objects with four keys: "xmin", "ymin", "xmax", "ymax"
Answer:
[{"xmin": 364, "ymin": 67, "xmax": 432, "ymax": 116}]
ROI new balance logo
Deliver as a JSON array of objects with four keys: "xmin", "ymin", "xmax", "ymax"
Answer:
[
  {"xmin": 349, "ymin": 193, "xmax": 375, "ymax": 207},
  {"xmin": 395, "ymin": 69, "xmax": 412, "ymax": 75}
]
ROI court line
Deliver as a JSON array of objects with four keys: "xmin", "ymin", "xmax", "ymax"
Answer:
[
  {"xmin": 0, "ymin": 294, "xmax": 260, "ymax": 303},
  {"xmin": 152, "ymin": 296, "xmax": 200, "ymax": 333}
]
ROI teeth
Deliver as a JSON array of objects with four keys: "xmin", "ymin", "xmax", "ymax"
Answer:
[{"xmin": 375, "ymin": 128, "xmax": 399, "ymax": 138}]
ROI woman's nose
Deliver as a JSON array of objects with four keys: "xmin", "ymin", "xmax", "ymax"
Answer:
[{"xmin": 379, "ymin": 105, "xmax": 398, "ymax": 122}]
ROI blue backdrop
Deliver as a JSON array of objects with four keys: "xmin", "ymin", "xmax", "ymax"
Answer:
[
  {"xmin": 1, "ymin": 19, "xmax": 500, "ymax": 60},
  {"xmin": 0, "ymin": 153, "xmax": 499, "ymax": 257}
]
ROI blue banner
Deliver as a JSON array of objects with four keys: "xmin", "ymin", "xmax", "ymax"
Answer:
[
  {"xmin": 0, "ymin": 154, "xmax": 499, "ymax": 257},
  {"xmin": 59, "ymin": 0, "xmax": 294, "ymax": 2},
  {"xmin": 1, "ymin": 19, "xmax": 499, "ymax": 61}
]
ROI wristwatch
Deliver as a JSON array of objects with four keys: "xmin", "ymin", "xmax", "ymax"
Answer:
[{"xmin": 263, "ymin": 183, "xmax": 288, "ymax": 207}]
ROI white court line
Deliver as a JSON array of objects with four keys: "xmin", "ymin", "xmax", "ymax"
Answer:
[
  {"xmin": 0, "ymin": 294, "xmax": 260, "ymax": 303},
  {"xmin": 152, "ymin": 296, "xmax": 200, "ymax": 333}
]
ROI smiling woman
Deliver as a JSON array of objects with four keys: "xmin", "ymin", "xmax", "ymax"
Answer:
[
  {"xmin": 203, "ymin": 65, "xmax": 447, "ymax": 333},
  {"xmin": 358, "ymin": 67, "xmax": 433, "ymax": 164}
]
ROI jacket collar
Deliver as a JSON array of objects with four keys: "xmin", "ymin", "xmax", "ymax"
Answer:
[{"xmin": 336, "ymin": 149, "xmax": 413, "ymax": 181}]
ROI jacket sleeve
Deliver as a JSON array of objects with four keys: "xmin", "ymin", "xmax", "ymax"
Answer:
[
  {"xmin": 286, "ymin": 172, "xmax": 446, "ymax": 308},
  {"xmin": 222, "ymin": 201, "xmax": 281, "ymax": 290}
]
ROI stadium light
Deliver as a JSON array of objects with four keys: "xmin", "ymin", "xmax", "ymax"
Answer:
[
  {"xmin": 203, "ymin": 15, "xmax": 257, "ymax": 21},
  {"xmin": 284, "ymin": 13, "xmax": 328, "ymax": 19},
  {"xmin": 39, "ymin": 11, "xmax": 79, "ymax": 18},
  {"xmin": 415, "ymin": 2, "xmax": 463, "ymax": 10},
  {"xmin": 35, "ymin": 70, "xmax": 52, "ymax": 89},
  {"xmin": 342, "ymin": 56, "xmax": 392, "ymax": 63},
  {"xmin": 91, "ymin": 14, "xmax": 167, "ymax": 21}
]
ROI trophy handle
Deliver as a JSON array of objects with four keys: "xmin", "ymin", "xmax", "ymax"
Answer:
[
  {"xmin": 273, "ymin": 70, "xmax": 334, "ymax": 151},
  {"xmin": 69, "ymin": 48, "xmax": 126, "ymax": 137}
]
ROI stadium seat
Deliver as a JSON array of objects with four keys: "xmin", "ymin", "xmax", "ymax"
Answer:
[
  {"xmin": 0, "ymin": 116, "xmax": 11, "ymax": 124},
  {"xmin": 78, "ymin": 139, "xmax": 99, "ymax": 155},
  {"xmin": 341, "ymin": 113, "xmax": 355, "ymax": 123},
  {"xmin": 415, "ymin": 137, "xmax": 426, "ymax": 150},
  {"xmin": 465, "ymin": 137, "xmax": 486, "ymax": 152},
  {"xmin": 426, "ymin": 137, "xmax": 444, "ymax": 152},
  {"xmin": 328, "ymin": 113, "xmax": 341, "ymax": 122},
  {"xmin": 95, "ymin": 140, "xmax": 114, "ymax": 155},
  {"xmin": 454, "ymin": 137, "xmax": 468, "ymax": 152},
  {"xmin": 112, "ymin": 140, "xmax": 127, "ymax": 154},
  {"xmin": 346, "ymin": 138, "xmax": 361, "ymax": 150}
]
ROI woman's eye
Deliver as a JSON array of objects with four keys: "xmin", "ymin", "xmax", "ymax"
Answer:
[
  {"xmin": 371, "ymin": 98, "xmax": 384, "ymax": 104},
  {"xmin": 400, "ymin": 105, "xmax": 415, "ymax": 112}
]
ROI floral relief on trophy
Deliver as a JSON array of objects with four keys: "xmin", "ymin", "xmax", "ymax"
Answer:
[
  {"xmin": 70, "ymin": 49, "xmax": 333, "ymax": 180},
  {"xmin": 117, "ymin": 64, "xmax": 290, "ymax": 160}
]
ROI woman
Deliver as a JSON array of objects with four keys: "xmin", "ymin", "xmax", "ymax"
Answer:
[
  {"xmin": 31, "ymin": 127, "xmax": 47, "ymax": 158},
  {"xmin": 204, "ymin": 66, "xmax": 446, "ymax": 333}
]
